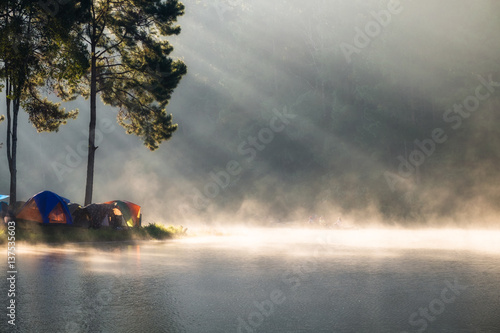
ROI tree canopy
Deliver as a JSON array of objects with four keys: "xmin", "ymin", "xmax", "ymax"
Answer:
[
  {"xmin": 0, "ymin": 0, "xmax": 84, "ymax": 205},
  {"xmin": 63, "ymin": 0, "xmax": 188, "ymax": 204}
]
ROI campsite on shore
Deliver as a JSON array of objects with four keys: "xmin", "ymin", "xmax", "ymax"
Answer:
[{"xmin": 0, "ymin": 190, "xmax": 187, "ymax": 244}]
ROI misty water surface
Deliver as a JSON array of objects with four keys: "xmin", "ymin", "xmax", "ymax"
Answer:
[{"xmin": 1, "ymin": 228, "xmax": 499, "ymax": 332}]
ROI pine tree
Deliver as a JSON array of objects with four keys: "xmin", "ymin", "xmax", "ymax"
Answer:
[
  {"xmin": 0, "ymin": 0, "xmax": 84, "ymax": 207},
  {"xmin": 72, "ymin": 0, "xmax": 187, "ymax": 205}
]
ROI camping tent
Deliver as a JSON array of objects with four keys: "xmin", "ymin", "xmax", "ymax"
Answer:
[
  {"xmin": 1, "ymin": 195, "xmax": 9, "ymax": 214},
  {"xmin": 78, "ymin": 203, "xmax": 114, "ymax": 228},
  {"xmin": 16, "ymin": 191, "xmax": 73, "ymax": 225},
  {"xmin": 76, "ymin": 201, "xmax": 141, "ymax": 229},
  {"xmin": 105, "ymin": 200, "xmax": 141, "ymax": 227},
  {"xmin": 0, "ymin": 201, "xmax": 8, "ymax": 217}
]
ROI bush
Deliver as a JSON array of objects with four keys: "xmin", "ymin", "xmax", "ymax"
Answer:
[{"xmin": 143, "ymin": 223, "xmax": 187, "ymax": 240}]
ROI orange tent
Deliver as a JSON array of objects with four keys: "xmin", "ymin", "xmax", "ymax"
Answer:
[
  {"xmin": 16, "ymin": 191, "xmax": 73, "ymax": 224},
  {"xmin": 104, "ymin": 200, "xmax": 141, "ymax": 227}
]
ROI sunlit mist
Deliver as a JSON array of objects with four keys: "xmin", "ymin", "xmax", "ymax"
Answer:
[{"xmin": 1, "ymin": 0, "xmax": 499, "ymax": 227}]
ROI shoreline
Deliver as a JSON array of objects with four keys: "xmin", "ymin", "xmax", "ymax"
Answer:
[{"xmin": 0, "ymin": 222, "xmax": 187, "ymax": 245}]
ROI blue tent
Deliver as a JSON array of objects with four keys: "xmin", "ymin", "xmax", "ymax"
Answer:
[
  {"xmin": 0, "ymin": 195, "xmax": 9, "ymax": 217},
  {"xmin": 17, "ymin": 191, "xmax": 73, "ymax": 225},
  {"xmin": 0, "ymin": 201, "xmax": 8, "ymax": 215}
]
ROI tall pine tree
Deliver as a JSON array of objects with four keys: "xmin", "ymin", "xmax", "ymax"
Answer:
[
  {"xmin": 0, "ymin": 0, "xmax": 85, "ymax": 206},
  {"xmin": 72, "ymin": 0, "xmax": 187, "ymax": 205}
]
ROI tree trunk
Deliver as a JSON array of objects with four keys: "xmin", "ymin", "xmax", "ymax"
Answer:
[
  {"xmin": 10, "ymin": 99, "xmax": 19, "ymax": 207},
  {"xmin": 5, "ymin": 79, "xmax": 19, "ymax": 208},
  {"xmin": 84, "ymin": 45, "xmax": 97, "ymax": 206}
]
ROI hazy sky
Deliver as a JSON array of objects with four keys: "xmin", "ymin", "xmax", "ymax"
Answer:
[{"xmin": 1, "ymin": 0, "xmax": 499, "ymax": 226}]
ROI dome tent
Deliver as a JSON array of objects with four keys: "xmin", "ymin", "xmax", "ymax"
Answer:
[
  {"xmin": 105, "ymin": 200, "xmax": 141, "ymax": 227},
  {"xmin": 0, "ymin": 200, "xmax": 9, "ymax": 220},
  {"xmin": 16, "ymin": 191, "xmax": 73, "ymax": 225},
  {"xmin": 0, "ymin": 195, "xmax": 8, "ymax": 213},
  {"xmin": 76, "ymin": 201, "xmax": 141, "ymax": 229}
]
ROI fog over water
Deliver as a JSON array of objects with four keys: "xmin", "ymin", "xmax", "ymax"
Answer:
[
  {"xmin": 2, "ymin": 228, "xmax": 500, "ymax": 332},
  {"xmin": 2, "ymin": 0, "xmax": 500, "ymax": 227},
  {"xmin": 2, "ymin": 1, "xmax": 500, "ymax": 333}
]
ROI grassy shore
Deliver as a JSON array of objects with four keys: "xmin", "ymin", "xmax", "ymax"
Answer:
[{"xmin": 0, "ymin": 222, "xmax": 187, "ymax": 244}]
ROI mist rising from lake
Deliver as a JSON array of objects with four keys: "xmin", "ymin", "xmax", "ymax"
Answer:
[{"xmin": 2, "ymin": 228, "xmax": 499, "ymax": 332}]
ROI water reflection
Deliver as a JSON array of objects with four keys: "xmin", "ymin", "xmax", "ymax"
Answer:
[{"xmin": 0, "ymin": 229, "xmax": 499, "ymax": 332}]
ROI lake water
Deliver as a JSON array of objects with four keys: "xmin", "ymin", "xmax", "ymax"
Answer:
[{"xmin": 1, "ymin": 228, "xmax": 500, "ymax": 333}]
